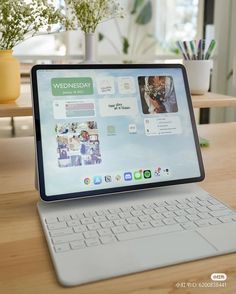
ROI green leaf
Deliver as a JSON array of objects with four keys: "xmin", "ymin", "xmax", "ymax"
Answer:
[
  {"xmin": 122, "ymin": 37, "xmax": 130, "ymax": 54},
  {"xmin": 98, "ymin": 32, "xmax": 104, "ymax": 41},
  {"xmin": 131, "ymin": 0, "xmax": 145, "ymax": 14},
  {"xmin": 135, "ymin": 1, "xmax": 152, "ymax": 25}
]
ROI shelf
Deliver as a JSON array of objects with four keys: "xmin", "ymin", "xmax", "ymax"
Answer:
[{"xmin": 0, "ymin": 84, "xmax": 236, "ymax": 118}]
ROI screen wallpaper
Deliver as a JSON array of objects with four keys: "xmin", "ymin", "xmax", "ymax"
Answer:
[{"xmin": 36, "ymin": 67, "xmax": 200, "ymax": 196}]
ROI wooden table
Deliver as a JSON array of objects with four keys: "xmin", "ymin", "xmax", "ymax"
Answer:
[
  {"xmin": 0, "ymin": 84, "xmax": 236, "ymax": 117},
  {"xmin": 1, "ymin": 123, "xmax": 236, "ymax": 293}
]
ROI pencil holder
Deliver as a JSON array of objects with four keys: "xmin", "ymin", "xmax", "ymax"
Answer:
[{"xmin": 183, "ymin": 60, "xmax": 213, "ymax": 95}]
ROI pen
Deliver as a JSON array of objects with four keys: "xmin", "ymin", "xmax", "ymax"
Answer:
[
  {"xmin": 183, "ymin": 41, "xmax": 191, "ymax": 60},
  {"xmin": 205, "ymin": 39, "xmax": 216, "ymax": 59},
  {"xmin": 176, "ymin": 41, "xmax": 188, "ymax": 60},
  {"xmin": 197, "ymin": 39, "xmax": 202, "ymax": 60},
  {"xmin": 189, "ymin": 40, "xmax": 197, "ymax": 60},
  {"xmin": 201, "ymin": 39, "xmax": 206, "ymax": 59}
]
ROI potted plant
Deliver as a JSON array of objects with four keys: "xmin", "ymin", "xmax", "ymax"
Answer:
[
  {"xmin": 99, "ymin": 0, "xmax": 160, "ymax": 63},
  {"xmin": 0, "ymin": 0, "xmax": 69, "ymax": 103},
  {"xmin": 67, "ymin": 0, "xmax": 124, "ymax": 63}
]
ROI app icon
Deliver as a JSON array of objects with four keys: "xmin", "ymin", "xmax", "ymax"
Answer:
[
  {"xmin": 93, "ymin": 176, "xmax": 102, "ymax": 185},
  {"xmin": 107, "ymin": 125, "xmax": 116, "ymax": 136},
  {"xmin": 115, "ymin": 174, "xmax": 121, "ymax": 181},
  {"xmin": 143, "ymin": 170, "xmax": 152, "ymax": 179},
  {"xmin": 105, "ymin": 175, "xmax": 112, "ymax": 182},
  {"xmin": 128, "ymin": 124, "xmax": 137, "ymax": 134},
  {"xmin": 124, "ymin": 172, "xmax": 132, "ymax": 181},
  {"xmin": 154, "ymin": 167, "xmax": 162, "ymax": 177},
  {"xmin": 163, "ymin": 168, "xmax": 170, "ymax": 176},
  {"xmin": 84, "ymin": 177, "xmax": 91, "ymax": 185},
  {"xmin": 134, "ymin": 170, "xmax": 142, "ymax": 180}
]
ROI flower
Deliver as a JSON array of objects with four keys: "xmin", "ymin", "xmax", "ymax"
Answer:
[
  {"xmin": 0, "ymin": 0, "xmax": 71, "ymax": 50},
  {"xmin": 67, "ymin": 0, "xmax": 124, "ymax": 33}
]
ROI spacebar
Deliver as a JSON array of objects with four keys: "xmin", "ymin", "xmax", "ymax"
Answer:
[{"xmin": 116, "ymin": 224, "xmax": 183, "ymax": 241}]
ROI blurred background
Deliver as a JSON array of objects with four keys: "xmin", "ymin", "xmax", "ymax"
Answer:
[{"xmin": 1, "ymin": 0, "xmax": 236, "ymax": 138}]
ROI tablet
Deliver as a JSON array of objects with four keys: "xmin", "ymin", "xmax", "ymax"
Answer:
[{"xmin": 31, "ymin": 64, "xmax": 204, "ymax": 201}]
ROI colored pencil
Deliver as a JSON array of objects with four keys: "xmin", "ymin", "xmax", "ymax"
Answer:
[
  {"xmin": 205, "ymin": 40, "xmax": 216, "ymax": 59},
  {"xmin": 183, "ymin": 41, "xmax": 191, "ymax": 60}
]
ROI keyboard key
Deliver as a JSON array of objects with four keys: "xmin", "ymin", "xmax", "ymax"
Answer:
[
  {"xmin": 70, "ymin": 240, "xmax": 85, "ymax": 250},
  {"xmin": 198, "ymin": 200, "xmax": 210, "ymax": 207},
  {"xmin": 50, "ymin": 228, "xmax": 73, "ymax": 237},
  {"xmin": 194, "ymin": 220, "xmax": 210, "ymax": 227},
  {"xmin": 67, "ymin": 220, "xmax": 81, "ymax": 227},
  {"xmin": 47, "ymin": 222, "xmax": 67, "ymax": 230},
  {"xmin": 126, "ymin": 217, "xmax": 139, "ymax": 224},
  {"xmin": 162, "ymin": 218, "xmax": 176, "ymax": 225},
  {"xmin": 81, "ymin": 217, "xmax": 94, "ymax": 225},
  {"xmin": 198, "ymin": 212, "xmax": 211, "ymax": 219},
  {"xmin": 218, "ymin": 216, "xmax": 234, "ymax": 223},
  {"xmin": 54, "ymin": 243, "xmax": 70, "ymax": 253},
  {"xmin": 207, "ymin": 198, "xmax": 221, "ymax": 205},
  {"xmin": 119, "ymin": 212, "xmax": 132, "ymax": 219},
  {"xmin": 143, "ymin": 203, "xmax": 156, "ymax": 209},
  {"xmin": 121, "ymin": 206, "xmax": 131, "ymax": 212},
  {"xmin": 107, "ymin": 214, "xmax": 120, "ymax": 221},
  {"xmin": 185, "ymin": 208, "xmax": 198, "ymax": 214},
  {"xmin": 143, "ymin": 208, "xmax": 155, "ymax": 215},
  {"xmin": 85, "ymin": 238, "xmax": 101, "ymax": 247},
  {"xmin": 125, "ymin": 224, "xmax": 138, "ymax": 232},
  {"xmin": 174, "ymin": 210, "xmax": 186, "ymax": 216},
  {"xmin": 97, "ymin": 228, "xmax": 112, "ymax": 236},
  {"xmin": 165, "ymin": 199, "xmax": 178, "ymax": 205},
  {"xmin": 101, "ymin": 221, "xmax": 113, "ymax": 228},
  {"xmin": 84, "ymin": 211, "xmax": 97, "ymax": 218},
  {"xmin": 196, "ymin": 206, "xmax": 209, "ymax": 213},
  {"xmin": 114, "ymin": 219, "xmax": 127, "ymax": 226},
  {"xmin": 45, "ymin": 217, "xmax": 58, "ymax": 224},
  {"xmin": 150, "ymin": 213, "xmax": 163, "ymax": 220},
  {"xmin": 162, "ymin": 211, "xmax": 175, "ymax": 218},
  {"xmin": 138, "ymin": 222, "xmax": 152, "ymax": 230},
  {"xmin": 155, "ymin": 201, "xmax": 166, "ymax": 207},
  {"xmin": 154, "ymin": 207, "xmax": 167, "ymax": 213},
  {"xmin": 116, "ymin": 224, "xmax": 183, "ymax": 241},
  {"xmin": 52, "ymin": 233, "xmax": 83, "ymax": 244},
  {"xmin": 111, "ymin": 226, "xmax": 126, "ymax": 234},
  {"xmin": 139, "ymin": 215, "xmax": 151, "ymax": 222},
  {"xmin": 94, "ymin": 215, "xmax": 107, "ymax": 222},
  {"xmin": 177, "ymin": 204, "xmax": 190, "ymax": 210},
  {"xmin": 209, "ymin": 210, "xmax": 232, "ymax": 217},
  {"xmin": 131, "ymin": 210, "xmax": 143, "ymax": 217},
  {"xmin": 207, "ymin": 205, "xmax": 227, "ymax": 211},
  {"xmin": 58, "ymin": 215, "xmax": 71, "ymax": 222},
  {"xmin": 166, "ymin": 205, "xmax": 177, "ymax": 211},
  {"xmin": 73, "ymin": 225, "xmax": 87, "ymax": 233},
  {"xmin": 100, "ymin": 235, "xmax": 117, "ymax": 244},
  {"xmin": 96, "ymin": 209, "xmax": 107, "ymax": 216},
  {"xmin": 181, "ymin": 222, "xmax": 197, "ymax": 230},
  {"xmin": 186, "ymin": 214, "xmax": 199, "ymax": 221},
  {"xmin": 174, "ymin": 216, "xmax": 189, "ymax": 223},
  {"xmin": 208, "ymin": 218, "xmax": 221, "ymax": 225},
  {"xmin": 87, "ymin": 223, "xmax": 101, "ymax": 231},
  {"xmin": 84, "ymin": 230, "xmax": 98, "ymax": 239},
  {"xmin": 150, "ymin": 220, "xmax": 164, "ymax": 227}
]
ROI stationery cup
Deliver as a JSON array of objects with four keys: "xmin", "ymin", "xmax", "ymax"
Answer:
[{"xmin": 183, "ymin": 60, "xmax": 213, "ymax": 95}]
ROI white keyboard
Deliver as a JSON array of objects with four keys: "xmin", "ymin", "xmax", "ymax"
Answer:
[{"xmin": 44, "ymin": 195, "xmax": 236, "ymax": 253}]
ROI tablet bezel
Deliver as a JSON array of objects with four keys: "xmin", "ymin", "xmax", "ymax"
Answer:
[{"xmin": 31, "ymin": 64, "xmax": 205, "ymax": 202}]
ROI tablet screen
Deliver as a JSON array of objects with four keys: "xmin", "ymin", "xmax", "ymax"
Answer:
[{"xmin": 33, "ymin": 65, "xmax": 204, "ymax": 201}]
